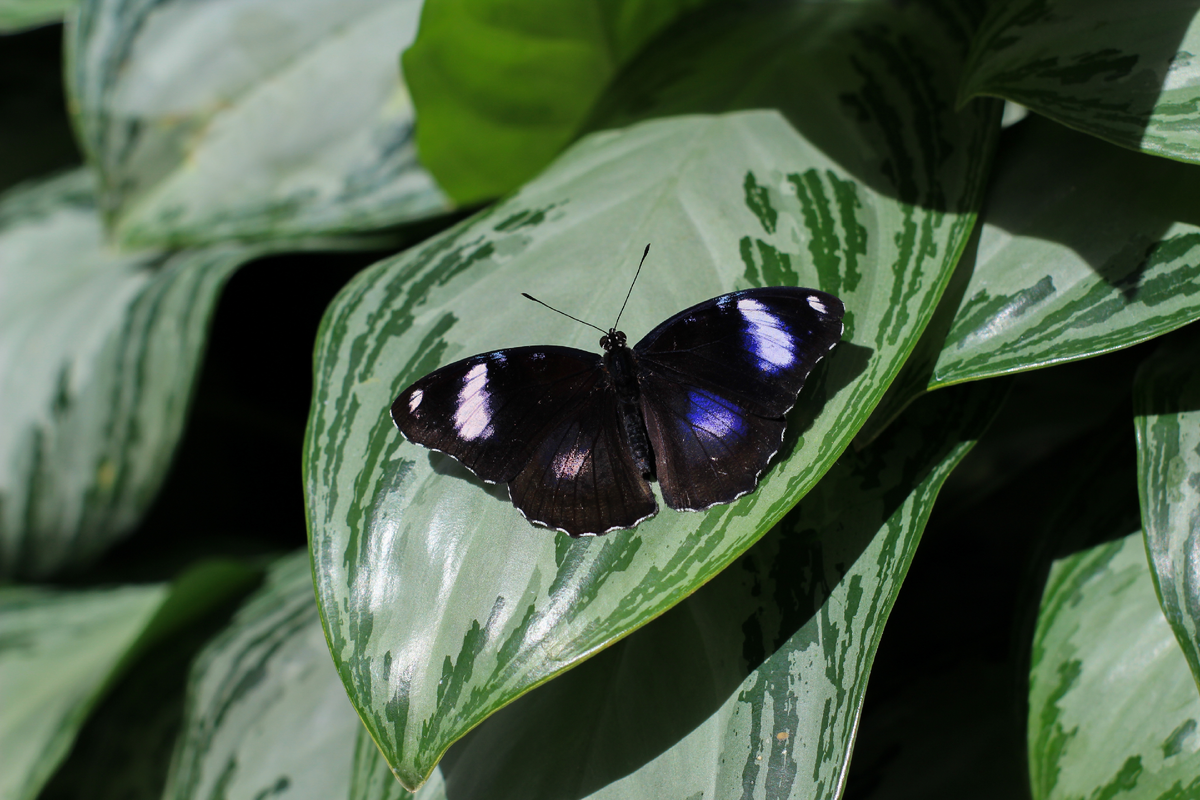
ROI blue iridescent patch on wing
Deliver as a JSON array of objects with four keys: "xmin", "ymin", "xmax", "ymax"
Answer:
[
  {"xmin": 736, "ymin": 297, "xmax": 795, "ymax": 374},
  {"xmin": 685, "ymin": 388, "xmax": 747, "ymax": 437}
]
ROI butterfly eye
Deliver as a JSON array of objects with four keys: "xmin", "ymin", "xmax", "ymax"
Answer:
[{"xmin": 599, "ymin": 335, "xmax": 610, "ymax": 349}]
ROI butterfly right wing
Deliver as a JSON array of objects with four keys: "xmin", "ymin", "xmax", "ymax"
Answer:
[{"xmin": 392, "ymin": 346, "xmax": 604, "ymax": 484}]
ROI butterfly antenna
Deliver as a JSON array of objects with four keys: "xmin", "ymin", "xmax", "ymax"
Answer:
[
  {"xmin": 612, "ymin": 243, "xmax": 651, "ymax": 332},
  {"xmin": 521, "ymin": 293, "xmax": 608, "ymax": 335}
]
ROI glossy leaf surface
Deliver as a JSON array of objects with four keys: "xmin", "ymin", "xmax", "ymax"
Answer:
[
  {"xmin": 962, "ymin": 0, "xmax": 1200, "ymax": 163},
  {"xmin": 1029, "ymin": 531, "xmax": 1200, "ymax": 800},
  {"xmin": 306, "ymin": 1, "xmax": 997, "ymax": 786},
  {"xmin": 0, "ymin": 170, "xmax": 258, "ymax": 578},
  {"xmin": 401, "ymin": 0, "xmax": 711, "ymax": 204},
  {"xmin": 164, "ymin": 551, "xmax": 380, "ymax": 800},
  {"xmin": 400, "ymin": 382, "xmax": 1003, "ymax": 800},
  {"xmin": 67, "ymin": 0, "xmax": 449, "ymax": 248},
  {"xmin": 0, "ymin": 582, "xmax": 167, "ymax": 800},
  {"xmin": 1134, "ymin": 326, "xmax": 1200, "ymax": 694}
]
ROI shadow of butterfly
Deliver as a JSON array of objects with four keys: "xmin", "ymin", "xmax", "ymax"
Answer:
[{"xmin": 391, "ymin": 285, "xmax": 844, "ymax": 537}]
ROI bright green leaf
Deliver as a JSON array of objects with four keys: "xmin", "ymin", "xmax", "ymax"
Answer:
[
  {"xmin": 401, "ymin": 382, "xmax": 1004, "ymax": 800},
  {"xmin": 961, "ymin": 0, "xmax": 1200, "ymax": 163},
  {"xmin": 165, "ymin": 551, "xmax": 385, "ymax": 800},
  {"xmin": 1029, "ymin": 531, "xmax": 1200, "ymax": 800},
  {"xmin": 0, "ymin": 170, "xmax": 261, "ymax": 578},
  {"xmin": 0, "ymin": 582, "xmax": 168, "ymax": 800},
  {"xmin": 0, "ymin": 0, "xmax": 75, "ymax": 33},
  {"xmin": 307, "ymin": 1, "xmax": 997, "ymax": 786},
  {"xmin": 1134, "ymin": 325, "xmax": 1200, "ymax": 695},
  {"xmin": 67, "ymin": 0, "xmax": 450, "ymax": 249},
  {"xmin": 401, "ymin": 0, "xmax": 713, "ymax": 204}
]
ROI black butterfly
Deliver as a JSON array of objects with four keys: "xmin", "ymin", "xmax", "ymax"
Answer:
[{"xmin": 391, "ymin": 255, "xmax": 844, "ymax": 537}]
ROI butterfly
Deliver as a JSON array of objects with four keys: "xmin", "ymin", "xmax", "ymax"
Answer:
[{"xmin": 391, "ymin": 247, "xmax": 844, "ymax": 537}]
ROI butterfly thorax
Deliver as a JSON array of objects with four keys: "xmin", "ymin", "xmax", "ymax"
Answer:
[{"xmin": 601, "ymin": 331, "xmax": 654, "ymax": 480}]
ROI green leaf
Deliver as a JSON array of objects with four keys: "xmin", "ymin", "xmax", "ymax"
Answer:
[
  {"xmin": 404, "ymin": 382, "xmax": 1004, "ymax": 799},
  {"xmin": 401, "ymin": 0, "xmax": 713, "ymax": 205},
  {"xmin": 0, "ymin": 0, "xmax": 75, "ymax": 34},
  {"xmin": 66, "ymin": 0, "xmax": 450, "ymax": 249},
  {"xmin": 0, "ymin": 558, "xmax": 257, "ymax": 800},
  {"xmin": 1028, "ymin": 530, "xmax": 1200, "ymax": 800},
  {"xmin": 0, "ymin": 582, "xmax": 168, "ymax": 800},
  {"xmin": 0, "ymin": 170, "xmax": 264, "ymax": 578},
  {"xmin": 1134, "ymin": 325, "xmax": 1200, "ymax": 695},
  {"xmin": 165, "ymin": 551, "xmax": 386, "ymax": 800},
  {"xmin": 934, "ymin": 117, "xmax": 1200, "ymax": 386},
  {"xmin": 306, "ymin": 2, "xmax": 998, "ymax": 787},
  {"xmin": 961, "ymin": 0, "xmax": 1200, "ymax": 163}
]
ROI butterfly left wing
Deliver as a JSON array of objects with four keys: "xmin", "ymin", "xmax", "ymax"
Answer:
[
  {"xmin": 633, "ymin": 287, "xmax": 844, "ymax": 511},
  {"xmin": 392, "ymin": 345, "xmax": 656, "ymax": 535}
]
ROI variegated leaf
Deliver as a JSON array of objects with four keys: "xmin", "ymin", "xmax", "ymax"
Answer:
[
  {"xmin": 306, "ymin": 1, "xmax": 998, "ymax": 787},
  {"xmin": 932, "ymin": 117, "xmax": 1200, "ymax": 386},
  {"xmin": 164, "ymin": 551, "xmax": 374, "ymax": 800},
  {"xmin": 0, "ymin": 582, "xmax": 168, "ymax": 800},
  {"xmin": 67, "ymin": 0, "xmax": 449, "ymax": 249},
  {"xmin": 962, "ymin": 0, "xmax": 1200, "ymax": 163},
  {"xmin": 1029, "ymin": 531, "xmax": 1200, "ymax": 800},
  {"xmin": 1134, "ymin": 325, "xmax": 1200, "ymax": 694},
  {"xmin": 0, "ymin": 170, "xmax": 260, "ymax": 578}
]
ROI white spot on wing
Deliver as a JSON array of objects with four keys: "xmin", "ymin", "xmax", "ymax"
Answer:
[
  {"xmin": 408, "ymin": 388, "xmax": 423, "ymax": 413},
  {"xmin": 737, "ymin": 297, "xmax": 794, "ymax": 371},
  {"xmin": 453, "ymin": 363, "xmax": 492, "ymax": 441},
  {"xmin": 807, "ymin": 295, "xmax": 828, "ymax": 314}
]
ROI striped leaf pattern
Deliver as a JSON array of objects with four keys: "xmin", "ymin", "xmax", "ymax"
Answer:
[
  {"xmin": 961, "ymin": 0, "xmax": 1200, "ymax": 163},
  {"xmin": 395, "ymin": 382, "xmax": 1004, "ymax": 800},
  {"xmin": 66, "ymin": 0, "xmax": 449, "ymax": 249},
  {"xmin": 1134, "ymin": 327, "xmax": 1200, "ymax": 694},
  {"xmin": 164, "ymin": 551, "xmax": 376, "ymax": 800},
  {"xmin": 1029, "ymin": 531, "xmax": 1200, "ymax": 800},
  {"xmin": 935, "ymin": 116, "xmax": 1200, "ymax": 387},
  {"xmin": 0, "ymin": 582, "xmax": 169, "ymax": 800},
  {"xmin": 0, "ymin": 170, "xmax": 259, "ymax": 578},
  {"xmin": 305, "ymin": 1, "xmax": 998, "ymax": 784}
]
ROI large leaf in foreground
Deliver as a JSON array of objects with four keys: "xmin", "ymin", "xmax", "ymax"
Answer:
[
  {"xmin": 67, "ymin": 0, "xmax": 448, "ymax": 248},
  {"xmin": 1029, "ymin": 531, "xmax": 1200, "ymax": 800},
  {"xmin": 961, "ymin": 0, "xmax": 1200, "ymax": 163},
  {"xmin": 402, "ymin": 0, "xmax": 712, "ymax": 204},
  {"xmin": 307, "ymin": 2, "xmax": 996, "ymax": 785},
  {"xmin": 0, "ymin": 170, "xmax": 258, "ymax": 578},
  {"xmin": 1134, "ymin": 326, "xmax": 1200, "ymax": 694},
  {"xmin": 406, "ymin": 382, "xmax": 1003, "ymax": 800},
  {"xmin": 164, "ymin": 551, "xmax": 374, "ymax": 800}
]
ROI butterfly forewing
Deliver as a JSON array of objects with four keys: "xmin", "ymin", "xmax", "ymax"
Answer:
[
  {"xmin": 633, "ymin": 287, "xmax": 844, "ymax": 511},
  {"xmin": 391, "ymin": 346, "xmax": 603, "ymax": 484}
]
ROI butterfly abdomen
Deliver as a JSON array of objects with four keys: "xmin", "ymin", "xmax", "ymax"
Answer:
[{"xmin": 603, "ymin": 343, "xmax": 655, "ymax": 480}]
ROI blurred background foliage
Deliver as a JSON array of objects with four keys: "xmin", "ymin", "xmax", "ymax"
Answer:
[{"xmin": 2, "ymin": 0, "xmax": 1200, "ymax": 798}]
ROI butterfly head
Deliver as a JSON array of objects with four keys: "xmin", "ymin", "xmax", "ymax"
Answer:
[{"xmin": 599, "ymin": 329, "xmax": 628, "ymax": 351}]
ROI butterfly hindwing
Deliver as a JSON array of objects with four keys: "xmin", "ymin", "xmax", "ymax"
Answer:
[
  {"xmin": 508, "ymin": 381, "xmax": 658, "ymax": 535},
  {"xmin": 391, "ymin": 346, "xmax": 604, "ymax": 485},
  {"xmin": 634, "ymin": 287, "xmax": 844, "ymax": 511}
]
